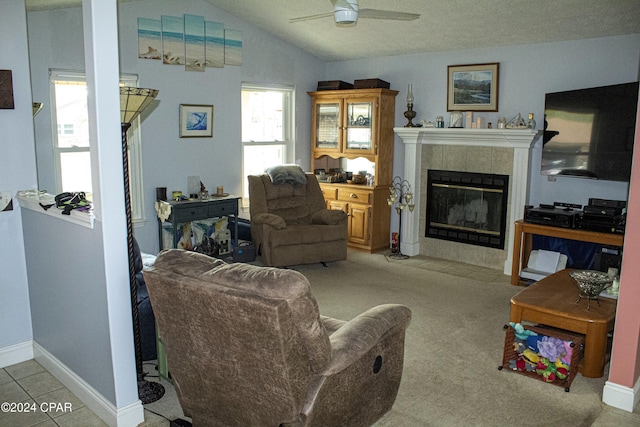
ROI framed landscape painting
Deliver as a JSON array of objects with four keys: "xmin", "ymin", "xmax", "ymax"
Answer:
[
  {"xmin": 447, "ymin": 63, "xmax": 499, "ymax": 111},
  {"xmin": 180, "ymin": 104, "xmax": 213, "ymax": 138}
]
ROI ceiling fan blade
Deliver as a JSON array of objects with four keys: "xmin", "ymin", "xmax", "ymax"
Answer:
[
  {"xmin": 289, "ymin": 11, "xmax": 334, "ymax": 23},
  {"xmin": 331, "ymin": 0, "xmax": 357, "ymax": 11},
  {"xmin": 358, "ymin": 9, "xmax": 420, "ymax": 21}
]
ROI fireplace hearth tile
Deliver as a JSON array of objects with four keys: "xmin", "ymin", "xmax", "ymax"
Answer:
[
  {"xmin": 422, "ymin": 145, "xmax": 443, "ymax": 170},
  {"xmin": 443, "ymin": 146, "xmax": 466, "ymax": 171},
  {"xmin": 491, "ymin": 148, "xmax": 514, "ymax": 175},
  {"xmin": 466, "ymin": 146, "xmax": 492, "ymax": 173}
]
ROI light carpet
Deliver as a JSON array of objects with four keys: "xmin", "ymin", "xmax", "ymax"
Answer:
[{"xmin": 141, "ymin": 249, "xmax": 640, "ymax": 426}]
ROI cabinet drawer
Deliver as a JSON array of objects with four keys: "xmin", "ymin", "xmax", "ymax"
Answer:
[
  {"xmin": 321, "ymin": 186, "xmax": 338, "ymax": 201},
  {"xmin": 207, "ymin": 200, "xmax": 236, "ymax": 217},
  {"xmin": 174, "ymin": 206, "xmax": 207, "ymax": 222},
  {"xmin": 338, "ymin": 188, "xmax": 371, "ymax": 204},
  {"xmin": 328, "ymin": 200, "xmax": 348, "ymax": 213}
]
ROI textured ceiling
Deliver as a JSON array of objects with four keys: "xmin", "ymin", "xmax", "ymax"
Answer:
[{"xmin": 26, "ymin": 0, "xmax": 640, "ymax": 62}]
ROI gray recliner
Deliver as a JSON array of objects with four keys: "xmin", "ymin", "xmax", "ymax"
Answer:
[{"xmin": 144, "ymin": 249, "xmax": 412, "ymax": 426}]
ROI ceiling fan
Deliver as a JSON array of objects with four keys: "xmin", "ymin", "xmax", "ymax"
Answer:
[{"xmin": 289, "ymin": 0, "xmax": 421, "ymax": 25}]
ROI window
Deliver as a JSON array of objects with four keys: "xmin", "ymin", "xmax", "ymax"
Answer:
[
  {"xmin": 241, "ymin": 84, "xmax": 295, "ymax": 205},
  {"xmin": 49, "ymin": 70, "xmax": 146, "ymax": 222},
  {"xmin": 58, "ymin": 124, "xmax": 75, "ymax": 135}
]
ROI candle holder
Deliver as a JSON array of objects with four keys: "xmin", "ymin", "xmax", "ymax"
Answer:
[
  {"xmin": 387, "ymin": 176, "xmax": 415, "ymax": 259},
  {"xmin": 404, "ymin": 83, "xmax": 417, "ymax": 127},
  {"xmin": 404, "ymin": 104, "xmax": 417, "ymax": 127}
]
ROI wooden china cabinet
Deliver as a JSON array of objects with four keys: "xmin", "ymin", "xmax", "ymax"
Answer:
[{"xmin": 308, "ymin": 88, "xmax": 398, "ymax": 252}]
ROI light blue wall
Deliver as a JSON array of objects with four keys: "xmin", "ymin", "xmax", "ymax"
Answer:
[
  {"xmin": 326, "ymin": 35, "xmax": 640, "ymax": 209},
  {"xmin": 0, "ymin": 0, "xmax": 35, "ymax": 353},
  {"xmin": 21, "ymin": 212, "xmax": 116, "ymax": 400}
]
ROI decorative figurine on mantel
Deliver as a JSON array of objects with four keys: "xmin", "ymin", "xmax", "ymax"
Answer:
[
  {"xmin": 404, "ymin": 84, "xmax": 417, "ymax": 127},
  {"xmin": 506, "ymin": 113, "xmax": 528, "ymax": 129}
]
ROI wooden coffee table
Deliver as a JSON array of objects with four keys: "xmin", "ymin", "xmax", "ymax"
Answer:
[{"xmin": 510, "ymin": 269, "xmax": 617, "ymax": 378}]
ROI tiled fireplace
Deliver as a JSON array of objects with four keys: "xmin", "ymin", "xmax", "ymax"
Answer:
[{"xmin": 393, "ymin": 128, "xmax": 540, "ymax": 274}]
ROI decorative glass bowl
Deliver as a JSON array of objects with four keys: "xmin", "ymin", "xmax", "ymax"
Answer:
[{"xmin": 569, "ymin": 270, "xmax": 613, "ymax": 310}]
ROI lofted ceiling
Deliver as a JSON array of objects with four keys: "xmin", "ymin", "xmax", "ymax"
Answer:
[{"xmin": 26, "ymin": 0, "xmax": 640, "ymax": 62}]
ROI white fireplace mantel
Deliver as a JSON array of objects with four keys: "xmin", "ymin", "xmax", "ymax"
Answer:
[{"xmin": 393, "ymin": 127, "xmax": 541, "ymax": 274}]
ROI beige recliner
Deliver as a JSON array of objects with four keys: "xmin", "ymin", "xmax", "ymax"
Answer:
[
  {"xmin": 144, "ymin": 249, "xmax": 412, "ymax": 427},
  {"xmin": 248, "ymin": 168, "xmax": 347, "ymax": 267}
]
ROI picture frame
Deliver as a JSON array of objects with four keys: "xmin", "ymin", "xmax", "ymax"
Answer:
[
  {"xmin": 0, "ymin": 70, "xmax": 15, "ymax": 110},
  {"xmin": 447, "ymin": 63, "xmax": 499, "ymax": 111},
  {"xmin": 179, "ymin": 104, "xmax": 213, "ymax": 137}
]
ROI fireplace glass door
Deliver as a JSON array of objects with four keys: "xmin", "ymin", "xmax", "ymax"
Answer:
[{"xmin": 426, "ymin": 170, "xmax": 509, "ymax": 249}]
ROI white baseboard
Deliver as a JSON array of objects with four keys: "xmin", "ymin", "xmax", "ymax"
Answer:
[
  {"xmin": 603, "ymin": 378, "xmax": 640, "ymax": 412},
  {"xmin": 503, "ymin": 258, "xmax": 512, "ymax": 276},
  {"xmin": 32, "ymin": 342, "xmax": 144, "ymax": 427},
  {"xmin": 0, "ymin": 340, "xmax": 34, "ymax": 368}
]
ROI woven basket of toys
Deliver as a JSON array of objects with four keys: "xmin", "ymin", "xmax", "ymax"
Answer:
[{"xmin": 499, "ymin": 323, "xmax": 584, "ymax": 392}]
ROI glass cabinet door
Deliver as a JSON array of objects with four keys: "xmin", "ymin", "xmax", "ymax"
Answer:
[
  {"xmin": 315, "ymin": 102, "xmax": 340, "ymax": 150},
  {"xmin": 346, "ymin": 101, "xmax": 373, "ymax": 151}
]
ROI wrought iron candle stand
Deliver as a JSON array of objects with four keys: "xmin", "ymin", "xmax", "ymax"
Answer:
[{"xmin": 387, "ymin": 176, "xmax": 415, "ymax": 259}]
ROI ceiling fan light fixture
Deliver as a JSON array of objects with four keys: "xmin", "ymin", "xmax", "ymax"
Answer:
[
  {"xmin": 334, "ymin": 0, "xmax": 359, "ymax": 24},
  {"xmin": 334, "ymin": 9, "xmax": 358, "ymax": 24}
]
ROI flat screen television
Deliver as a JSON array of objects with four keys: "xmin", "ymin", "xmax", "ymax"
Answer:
[{"xmin": 541, "ymin": 81, "xmax": 639, "ymax": 182}]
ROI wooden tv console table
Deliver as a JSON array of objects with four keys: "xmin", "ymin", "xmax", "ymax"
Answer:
[{"xmin": 510, "ymin": 220, "xmax": 624, "ymax": 286}]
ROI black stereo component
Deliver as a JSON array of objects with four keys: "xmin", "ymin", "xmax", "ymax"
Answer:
[
  {"xmin": 576, "ymin": 213, "xmax": 626, "ymax": 234},
  {"xmin": 583, "ymin": 205, "xmax": 624, "ymax": 217},
  {"xmin": 524, "ymin": 206, "xmax": 580, "ymax": 228},
  {"xmin": 588, "ymin": 198, "xmax": 626, "ymax": 208},
  {"xmin": 554, "ymin": 201, "xmax": 583, "ymax": 209}
]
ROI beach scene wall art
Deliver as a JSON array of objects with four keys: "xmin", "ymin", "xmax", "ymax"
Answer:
[
  {"xmin": 185, "ymin": 14, "xmax": 205, "ymax": 72},
  {"xmin": 224, "ymin": 29, "xmax": 242, "ymax": 66},
  {"xmin": 138, "ymin": 18, "xmax": 161, "ymax": 60},
  {"xmin": 205, "ymin": 21, "xmax": 225, "ymax": 68},
  {"xmin": 161, "ymin": 15, "xmax": 185, "ymax": 65},
  {"xmin": 138, "ymin": 13, "xmax": 242, "ymax": 71}
]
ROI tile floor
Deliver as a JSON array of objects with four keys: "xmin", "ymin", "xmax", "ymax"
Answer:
[
  {"xmin": 0, "ymin": 359, "xmax": 106, "ymax": 427},
  {"xmin": 0, "ymin": 358, "xmax": 183, "ymax": 427}
]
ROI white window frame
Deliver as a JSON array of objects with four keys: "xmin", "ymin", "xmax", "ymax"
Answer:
[
  {"xmin": 241, "ymin": 83, "xmax": 295, "ymax": 208},
  {"xmin": 49, "ymin": 69, "xmax": 146, "ymax": 223}
]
